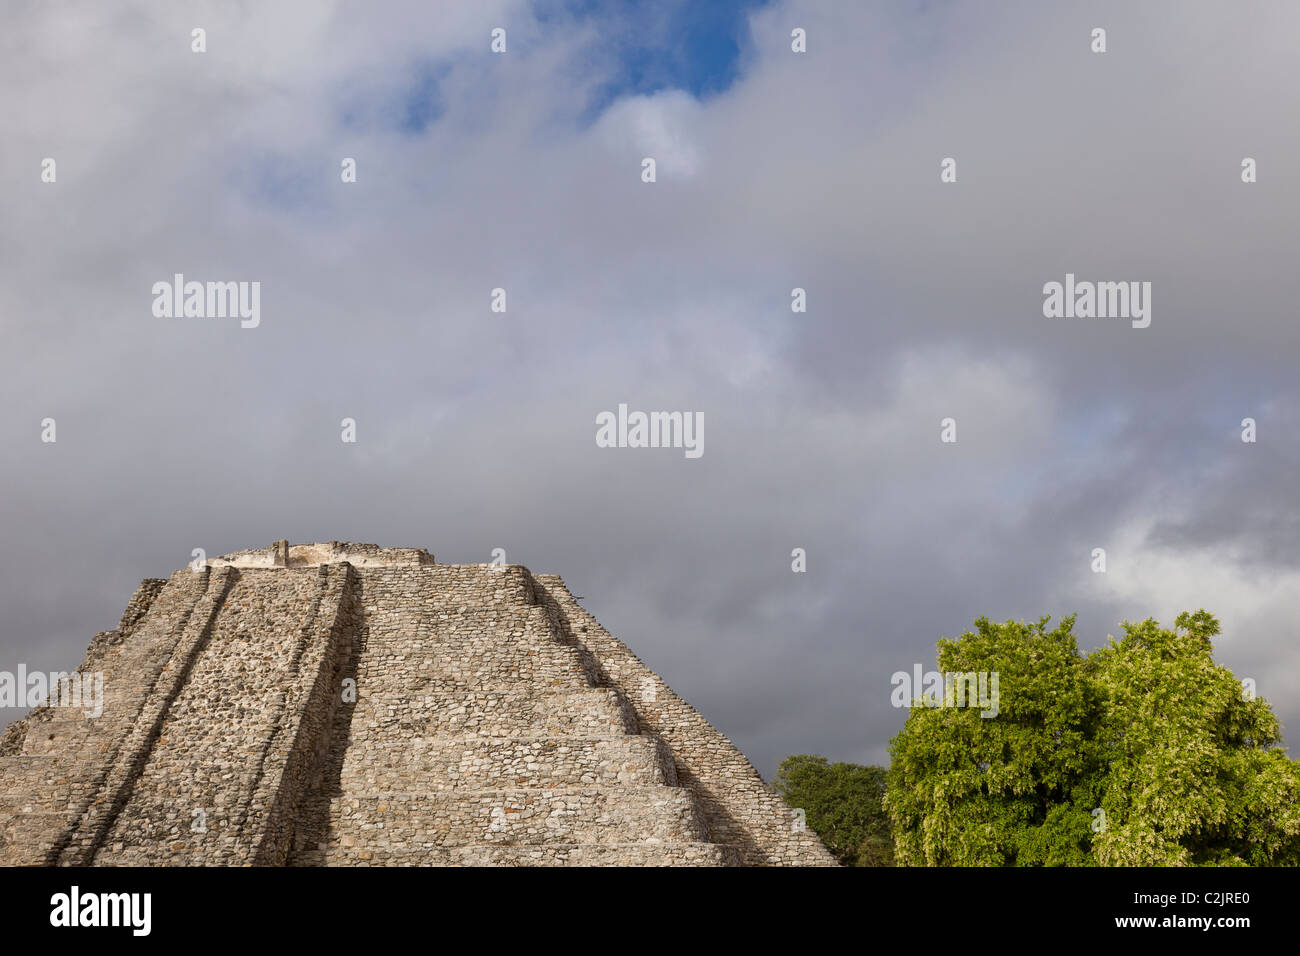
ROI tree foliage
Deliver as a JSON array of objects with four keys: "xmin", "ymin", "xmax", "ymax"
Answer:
[
  {"xmin": 773, "ymin": 754, "xmax": 893, "ymax": 865},
  {"xmin": 884, "ymin": 610, "xmax": 1300, "ymax": 866}
]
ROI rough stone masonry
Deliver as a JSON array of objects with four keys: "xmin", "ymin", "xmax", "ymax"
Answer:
[{"xmin": 0, "ymin": 543, "xmax": 836, "ymax": 866}]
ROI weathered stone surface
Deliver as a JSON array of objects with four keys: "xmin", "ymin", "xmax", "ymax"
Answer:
[{"xmin": 0, "ymin": 543, "xmax": 836, "ymax": 866}]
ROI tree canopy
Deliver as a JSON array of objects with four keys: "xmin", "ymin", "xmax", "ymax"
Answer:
[
  {"xmin": 773, "ymin": 754, "xmax": 893, "ymax": 866},
  {"xmin": 884, "ymin": 610, "xmax": 1300, "ymax": 866}
]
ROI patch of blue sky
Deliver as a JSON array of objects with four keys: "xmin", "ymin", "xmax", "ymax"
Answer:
[{"xmin": 533, "ymin": 0, "xmax": 773, "ymax": 121}]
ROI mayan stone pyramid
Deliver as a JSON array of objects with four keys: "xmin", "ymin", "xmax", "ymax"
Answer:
[{"xmin": 0, "ymin": 543, "xmax": 835, "ymax": 866}]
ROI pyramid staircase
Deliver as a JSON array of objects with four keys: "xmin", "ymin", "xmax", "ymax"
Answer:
[{"xmin": 287, "ymin": 565, "xmax": 740, "ymax": 865}]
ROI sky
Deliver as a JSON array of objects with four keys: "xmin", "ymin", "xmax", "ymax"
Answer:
[{"xmin": 2, "ymin": 0, "xmax": 1298, "ymax": 777}]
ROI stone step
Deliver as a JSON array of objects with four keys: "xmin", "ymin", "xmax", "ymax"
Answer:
[
  {"xmin": 355, "ymin": 640, "xmax": 592, "ymax": 694},
  {"xmin": 357, "ymin": 632, "xmax": 573, "ymax": 659},
  {"xmin": 15, "ymin": 717, "xmax": 101, "ymax": 755},
  {"xmin": 316, "ymin": 787, "xmax": 708, "ymax": 848},
  {"xmin": 351, "ymin": 605, "xmax": 556, "ymax": 640},
  {"xmin": 0, "ymin": 790, "xmax": 78, "ymax": 814},
  {"xmin": 292, "ymin": 842, "xmax": 741, "ymax": 867},
  {"xmin": 338, "ymin": 735, "xmax": 675, "ymax": 791},
  {"xmin": 88, "ymin": 807, "xmax": 257, "ymax": 866},
  {"xmin": 92, "ymin": 832, "xmax": 248, "ymax": 867},
  {"xmin": 351, "ymin": 689, "xmax": 636, "ymax": 738},
  {"xmin": 0, "ymin": 748, "xmax": 112, "ymax": 817},
  {"xmin": 356, "ymin": 565, "xmax": 539, "ymax": 610},
  {"xmin": 0, "ymin": 749, "xmax": 79, "ymax": 814},
  {"xmin": 0, "ymin": 810, "xmax": 79, "ymax": 865},
  {"xmin": 10, "ymin": 677, "xmax": 139, "ymax": 718},
  {"xmin": 0, "ymin": 754, "xmax": 61, "ymax": 795}
]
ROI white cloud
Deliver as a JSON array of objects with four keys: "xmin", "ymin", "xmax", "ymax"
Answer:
[{"xmin": 597, "ymin": 89, "xmax": 705, "ymax": 179}]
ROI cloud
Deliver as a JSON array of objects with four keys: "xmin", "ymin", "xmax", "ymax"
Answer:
[
  {"xmin": 597, "ymin": 89, "xmax": 706, "ymax": 178},
  {"xmin": 2, "ymin": 0, "xmax": 1298, "ymax": 776}
]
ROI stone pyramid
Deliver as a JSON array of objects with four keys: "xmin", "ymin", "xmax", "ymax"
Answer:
[{"xmin": 0, "ymin": 543, "xmax": 835, "ymax": 866}]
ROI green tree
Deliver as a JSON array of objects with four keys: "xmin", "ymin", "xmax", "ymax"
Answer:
[
  {"xmin": 885, "ymin": 611, "xmax": 1300, "ymax": 866},
  {"xmin": 773, "ymin": 755, "xmax": 893, "ymax": 865}
]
